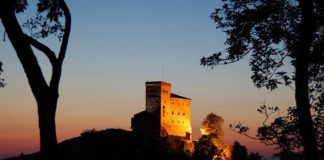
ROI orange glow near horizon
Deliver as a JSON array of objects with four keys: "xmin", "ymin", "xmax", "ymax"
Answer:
[{"xmin": 0, "ymin": 84, "xmax": 287, "ymax": 159}]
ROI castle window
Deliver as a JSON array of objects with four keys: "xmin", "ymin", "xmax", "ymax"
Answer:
[
  {"xmin": 178, "ymin": 112, "xmax": 180, "ymax": 116},
  {"xmin": 172, "ymin": 111, "xmax": 174, "ymax": 115},
  {"xmin": 162, "ymin": 106, "xmax": 165, "ymax": 117},
  {"xmin": 183, "ymin": 113, "xmax": 185, "ymax": 116}
]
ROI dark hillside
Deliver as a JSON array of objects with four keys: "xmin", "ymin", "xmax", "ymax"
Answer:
[{"xmin": 3, "ymin": 128, "xmax": 190, "ymax": 160}]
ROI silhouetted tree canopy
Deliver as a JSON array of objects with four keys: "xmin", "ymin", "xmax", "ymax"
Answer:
[
  {"xmin": 201, "ymin": 1, "xmax": 324, "ymax": 159},
  {"xmin": 231, "ymin": 103, "xmax": 323, "ymax": 159},
  {"xmin": 232, "ymin": 141, "xmax": 248, "ymax": 160},
  {"xmin": 0, "ymin": 0, "xmax": 71, "ymax": 160},
  {"xmin": 248, "ymin": 152, "xmax": 263, "ymax": 160}
]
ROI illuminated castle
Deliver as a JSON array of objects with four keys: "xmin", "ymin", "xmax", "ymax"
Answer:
[{"xmin": 131, "ymin": 81, "xmax": 192, "ymax": 140}]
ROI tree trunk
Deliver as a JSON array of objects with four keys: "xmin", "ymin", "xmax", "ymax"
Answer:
[
  {"xmin": 37, "ymin": 93, "xmax": 58, "ymax": 160},
  {"xmin": 295, "ymin": 58, "xmax": 319, "ymax": 159},
  {"xmin": 295, "ymin": 0, "xmax": 319, "ymax": 159}
]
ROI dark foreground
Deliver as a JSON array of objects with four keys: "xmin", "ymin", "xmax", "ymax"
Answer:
[{"xmin": 3, "ymin": 129, "xmax": 190, "ymax": 160}]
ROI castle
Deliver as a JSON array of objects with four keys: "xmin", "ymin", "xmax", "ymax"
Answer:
[{"xmin": 131, "ymin": 81, "xmax": 192, "ymax": 140}]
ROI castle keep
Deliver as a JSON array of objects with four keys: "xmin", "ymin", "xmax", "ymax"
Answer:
[{"xmin": 131, "ymin": 81, "xmax": 192, "ymax": 140}]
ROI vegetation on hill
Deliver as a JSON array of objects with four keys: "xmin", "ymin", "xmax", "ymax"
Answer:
[{"xmin": 3, "ymin": 128, "xmax": 190, "ymax": 160}]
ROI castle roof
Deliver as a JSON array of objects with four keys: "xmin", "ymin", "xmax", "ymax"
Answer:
[
  {"xmin": 171, "ymin": 93, "xmax": 191, "ymax": 100},
  {"xmin": 145, "ymin": 81, "xmax": 171, "ymax": 85}
]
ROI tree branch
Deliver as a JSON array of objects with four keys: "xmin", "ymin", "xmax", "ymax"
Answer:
[
  {"xmin": 201, "ymin": 47, "xmax": 252, "ymax": 68},
  {"xmin": 268, "ymin": 50, "xmax": 289, "ymax": 80},
  {"xmin": 230, "ymin": 126, "xmax": 258, "ymax": 140},
  {"xmin": 57, "ymin": 0, "xmax": 71, "ymax": 65},
  {"xmin": 0, "ymin": 1, "xmax": 49, "ymax": 96},
  {"xmin": 49, "ymin": 0, "xmax": 71, "ymax": 90},
  {"xmin": 24, "ymin": 34, "xmax": 57, "ymax": 66}
]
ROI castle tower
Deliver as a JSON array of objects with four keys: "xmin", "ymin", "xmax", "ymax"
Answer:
[
  {"xmin": 145, "ymin": 81, "xmax": 171, "ymax": 113},
  {"xmin": 145, "ymin": 81, "xmax": 192, "ymax": 140}
]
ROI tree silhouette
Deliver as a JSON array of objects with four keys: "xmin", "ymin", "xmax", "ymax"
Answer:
[
  {"xmin": 201, "ymin": 1, "xmax": 323, "ymax": 159},
  {"xmin": 256, "ymin": 105, "xmax": 302, "ymax": 159},
  {"xmin": 248, "ymin": 152, "xmax": 263, "ymax": 160},
  {"xmin": 232, "ymin": 141, "xmax": 248, "ymax": 160},
  {"xmin": 231, "ymin": 103, "xmax": 323, "ymax": 159},
  {"xmin": 0, "ymin": 1, "xmax": 71, "ymax": 160}
]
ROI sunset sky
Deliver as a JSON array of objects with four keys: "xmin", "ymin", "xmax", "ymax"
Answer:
[{"xmin": 0, "ymin": 1, "xmax": 295, "ymax": 159}]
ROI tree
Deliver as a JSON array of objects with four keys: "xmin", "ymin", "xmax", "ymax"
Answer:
[
  {"xmin": 200, "ymin": 113, "xmax": 231, "ymax": 160},
  {"xmin": 231, "ymin": 103, "xmax": 323, "ymax": 159},
  {"xmin": 0, "ymin": 61, "xmax": 5, "ymax": 87},
  {"xmin": 256, "ymin": 105, "xmax": 302, "ymax": 160},
  {"xmin": 201, "ymin": 113, "xmax": 224, "ymax": 139},
  {"xmin": 248, "ymin": 152, "xmax": 263, "ymax": 160},
  {"xmin": 193, "ymin": 135, "xmax": 218, "ymax": 160},
  {"xmin": 232, "ymin": 141, "xmax": 248, "ymax": 160},
  {"xmin": 201, "ymin": 1, "xmax": 324, "ymax": 159},
  {"xmin": 0, "ymin": 1, "xmax": 71, "ymax": 160}
]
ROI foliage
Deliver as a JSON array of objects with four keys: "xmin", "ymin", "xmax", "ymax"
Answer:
[
  {"xmin": 248, "ymin": 152, "xmax": 263, "ymax": 160},
  {"xmin": 231, "ymin": 141, "xmax": 265, "ymax": 160},
  {"xmin": 199, "ymin": 113, "xmax": 232, "ymax": 160},
  {"xmin": 201, "ymin": 0, "xmax": 323, "ymax": 90},
  {"xmin": 201, "ymin": 0, "xmax": 324, "ymax": 159},
  {"xmin": 232, "ymin": 141, "xmax": 248, "ymax": 160},
  {"xmin": 231, "ymin": 103, "xmax": 323, "ymax": 158},
  {"xmin": 193, "ymin": 135, "xmax": 218, "ymax": 160},
  {"xmin": 201, "ymin": 113, "xmax": 224, "ymax": 139}
]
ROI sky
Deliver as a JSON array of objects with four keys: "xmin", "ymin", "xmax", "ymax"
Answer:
[{"xmin": 0, "ymin": 1, "xmax": 295, "ymax": 159}]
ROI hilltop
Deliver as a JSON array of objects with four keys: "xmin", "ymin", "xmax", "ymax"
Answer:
[{"xmin": 3, "ymin": 128, "xmax": 190, "ymax": 160}]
